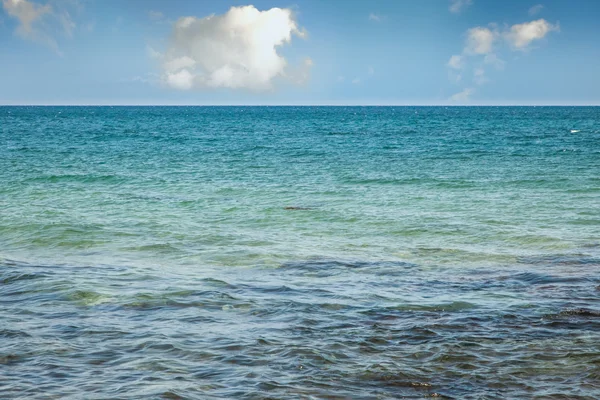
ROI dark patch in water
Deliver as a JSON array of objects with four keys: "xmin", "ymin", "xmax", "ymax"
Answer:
[
  {"xmin": 387, "ymin": 301, "xmax": 477, "ymax": 313},
  {"xmin": 517, "ymin": 254, "xmax": 600, "ymax": 267},
  {"xmin": 280, "ymin": 259, "xmax": 417, "ymax": 272},
  {"xmin": 0, "ymin": 354, "xmax": 24, "ymax": 365},
  {"xmin": 1, "ymin": 271, "xmax": 49, "ymax": 284},
  {"xmin": 559, "ymin": 308, "xmax": 600, "ymax": 318},
  {"xmin": 0, "ymin": 329, "xmax": 32, "ymax": 338}
]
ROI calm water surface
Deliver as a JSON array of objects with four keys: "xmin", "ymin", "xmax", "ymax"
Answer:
[{"xmin": 1, "ymin": 106, "xmax": 599, "ymax": 399}]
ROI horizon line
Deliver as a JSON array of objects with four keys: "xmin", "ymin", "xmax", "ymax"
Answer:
[{"xmin": 1, "ymin": 104, "xmax": 600, "ymax": 107}]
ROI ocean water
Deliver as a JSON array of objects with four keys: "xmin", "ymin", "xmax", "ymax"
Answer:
[{"xmin": 1, "ymin": 106, "xmax": 599, "ymax": 399}]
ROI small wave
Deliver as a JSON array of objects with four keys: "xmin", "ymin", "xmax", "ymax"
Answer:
[
  {"xmin": 201, "ymin": 277, "xmax": 235, "ymax": 288},
  {"xmin": 504, "ymin": 271, "xmax": 584, "ymax": 285},
  {"xmin": 24, "ymin": 174, "xmax": 127, "ymax": 184},
  {"xmin": 0, "ymin": 329, "xmax": 32, "ymax": 339},
  {"xmin": 279, "ymin": 259, "xmax": 417, "ymax": 277},
  {"xmin": 121, "ymin": 290, "xmax": 252, "ymax": 312},
  {"xmin": 517, "ymin": 255, "xmax": 600, "ymax": 267},
  {"xmin": 281, "ymin": 259, "xmax": 416, "ymax": 271},
  {"xmin": 327, "ymin": 131, "xmax": 356, "ymax": 135},
  {"xmin": 388, "ymin": 301, "xmax": 477, "ymax": 313},
  {"xmin": 342, "ymin": 177, "xmax": 423, "ymax": 185},
  {"xmin": 121, "ymin": 243, "xmax": 182, "ymax": 253},
  {"xmin": 1, "ymin": 271, "xmax": 49, "ymax": 284}
]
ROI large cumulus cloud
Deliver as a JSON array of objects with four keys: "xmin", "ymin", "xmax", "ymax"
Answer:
[{"xmin": 159, "ymin": 5, "xmax": 310, "ymax": 91}]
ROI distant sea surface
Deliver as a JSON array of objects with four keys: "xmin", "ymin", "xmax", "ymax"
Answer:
[{"xmin": 1, "ymin": 106, "xmax": 599, "ymax": 399}]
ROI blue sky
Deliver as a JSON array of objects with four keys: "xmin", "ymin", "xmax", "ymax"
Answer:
[{"xmin": 1, "ymin": 0, "xmax": 599, "ymax": 105}]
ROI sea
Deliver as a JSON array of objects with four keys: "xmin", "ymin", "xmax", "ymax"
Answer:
[{"xmin": 1, "ymin": 106, "xmax": 599, "ymax": 399}]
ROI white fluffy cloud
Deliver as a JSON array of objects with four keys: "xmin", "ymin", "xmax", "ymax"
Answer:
[
  {"xmin": 449, "ymin": 0, "xmax": 473, "ymax": 14},
  {"xmin": 159, "ymin": 5, "xmax": 310, "ymax": 91},
  {"xmin": 505, "ymin": 19, "xmax": 559, "ymax": 49},
  {"xmin": 166, "ymin": 69, "xmax": 194, "ymax": 90},
  {"xmin": 465, "ymin": 27, "xmax": 497, "ymax": 54},
  {"xmin": 446, "ymin": 17, "xmax": 558, "ymax": 100},
  {"xmin": 2, "ymin": 0, "xmax": 76, "ymax": 51}
]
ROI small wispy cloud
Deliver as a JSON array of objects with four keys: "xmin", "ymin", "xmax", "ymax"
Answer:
[
  {"xmin": 147, "ymin": 9, "xmax": 172, "ymax": 24},
  {"xmin": 448, "ymin": 70, "xmax": 462, "ymax": 84},
  {"xmin": 82, "ymin": 21, "xmax": 94, "ymax": 32},
  {"xmin": 449, "ymin": 0, "xmax": 473, "ymax": 14},
  {"xmin": 2, "ymin": 0, "xmax": 51, "ymax": 35},
  {"xmin": 447, "ymin": 55, "xmax": 463, "ymax": 70},
  {"xmin": 126, "ymin": 72, "xmax": 161, "ymax": 85},
  {"xmin": 1, "ymin": 0, "xmax": 78, "ymax": 53},
  {"xmin": 367, "ymin": 66, "xmax": 375, "ymax": 76},
  {"xmin": 146, "ymin": 45, "xmax": 162, "ymax": 59},
  {"xmin": 473, "ymin": 68, "xmax": 488, "ymax": 85},
  {"xmin": 148, "ymin": 10, "xmax": 164, "ymax": 21},
  {"xmin": 528, "ymin": 4, "xmax": 544, "ymax": 16},
  {"xmin": 289, "ymin": 57, "xmax": 313, "ymax": 85},
  {"xmin": 483, "ymin": 53, "xmax": 505, "ymax": 70},
  {"xmin": 446, "ymin": 55, "xmax": 464, "ymax": 83},
  {"xmin": 352, "ymin": 78, "xmax": 361, "ymax": 84},
  {"xmin": 368, "ymin": 13, "xmax": 382, "ymax": 22},
  {"xmin": 112, "ymin": 15, "xmax": 124, "ymax": 33},
  {"xmin": 449, "ymin": 87, "xmax": 474, "ymax": 102}
]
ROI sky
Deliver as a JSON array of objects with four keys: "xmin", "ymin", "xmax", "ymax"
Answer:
[{"xmin": 1, "ymin": 0, "xmax": 599, "ymax": 105}]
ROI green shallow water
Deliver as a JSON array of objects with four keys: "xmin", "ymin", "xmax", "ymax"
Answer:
[{"xmin": 1, "ymin": 106, "xmax": 599, "ymax": 398}]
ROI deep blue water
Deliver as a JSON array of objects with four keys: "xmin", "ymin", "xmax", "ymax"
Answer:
[{"xmin": 1, "ymin": 106, "xmax": 599, "ymax": 399}]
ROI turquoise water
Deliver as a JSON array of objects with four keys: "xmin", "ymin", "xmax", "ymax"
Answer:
[{"xmin": 1, "ymin": 106, "xmax": 599, "ymax": 398}]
